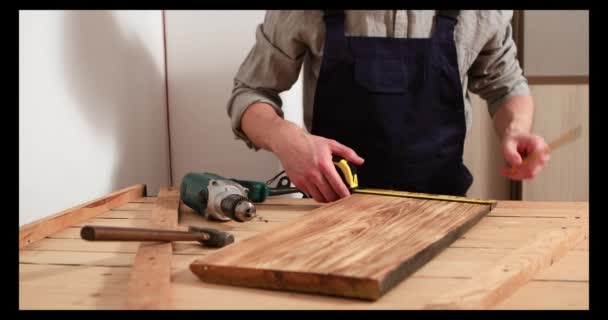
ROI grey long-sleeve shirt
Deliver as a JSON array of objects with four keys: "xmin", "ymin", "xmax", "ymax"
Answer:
[{"xmin": 227, "ymin": 10, "xmax": 531, "ymax": 150}]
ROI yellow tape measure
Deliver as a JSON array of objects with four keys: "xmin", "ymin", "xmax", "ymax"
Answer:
[{"xmin": 333, "ymin": 157, "xmax": 496, "ymax": 205}]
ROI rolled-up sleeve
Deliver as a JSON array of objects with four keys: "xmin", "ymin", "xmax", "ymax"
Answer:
[
  {"xmin": 467, "ymin": 12, "xmax": 531, "ymax": 118},
  {"xmin": 227, "ymin": 11, "xmax": 309, "ymax": 150}
]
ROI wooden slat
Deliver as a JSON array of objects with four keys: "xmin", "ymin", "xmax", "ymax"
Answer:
[
  {"xmin": 98, "ymin": 210, "xmax": 151, "ymax": 219},
  {"xmin": 425, "ymin": 223, "xmax": 587, "ymax": 309},
  {"xmin": 126, "ymin": 187, "xmax": 179, "ymax": 310},
  {"xmin": 526, "ymin": 76, "xmax": 589, "ymax": 85},
  {"xmin": 534, "ymin": 250, "xmax": 588, "ymax": 281},
  {"xmin": 112, "ymin": 202, "xmax": 156, "ymax": 211},
  {"xmin": 20, "ymin": 264, "xmax": 131, "ymax": 310},
  {"xmin": 20, "ymin": 250, "xmax": 135, "ymax": 267},
  {"xmin": 130, "ymin": 197, "xmax": 157, "ymax": 203},
  {"xmin": 190, "ymin": 193, "xmax": 492, "ymax": 300},
  {"xmin": 19, "ymin": 185, "xmax": 146, "ymax": 249},
  {"xmin": 496, "ymin": 281, "xmax": 588, "ymax": 310}
]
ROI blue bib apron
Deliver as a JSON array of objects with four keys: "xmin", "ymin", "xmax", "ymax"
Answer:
[{"xmin": 311, "ymin": 11, "xmax": 473, "ymax": 196}]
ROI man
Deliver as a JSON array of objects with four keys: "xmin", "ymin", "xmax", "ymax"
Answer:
[{"xmin": 227, "ymin": 10, "xmax": 550, "ymax": 203}]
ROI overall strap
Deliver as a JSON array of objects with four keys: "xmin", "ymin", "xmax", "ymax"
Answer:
[
  {"xmin": 434, "ymin": 10, "xmax": 460, "ymax": 42},
  {"xmin": 322, "ymin": 10, "xmax": 348, "ymax": 59}
]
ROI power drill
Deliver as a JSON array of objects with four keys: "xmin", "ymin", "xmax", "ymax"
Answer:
[
  {"xmin": 180, "ymin": 172, "xmax": 257, "ymax": 222},
  {"xmin": 180, "ymin": 172, "xmax": 300, "ymax": 223}
]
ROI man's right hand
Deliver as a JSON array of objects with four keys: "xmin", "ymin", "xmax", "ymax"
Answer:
[
  {"xmin": 271, "ymin": 121, "xmax": 364, "ymax": 203},
  {"xmin": 241, "ymin": 102, "xmax": 364, "ymax": 203}
]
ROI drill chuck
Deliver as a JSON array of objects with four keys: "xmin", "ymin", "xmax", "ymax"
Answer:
[
  {"xmin": 181, "ymin": 172, "xmax": 258, "ymax": 222},
  {"xmin": 220, "ymin": 194, "xmax": 256, "ymax": 222}
]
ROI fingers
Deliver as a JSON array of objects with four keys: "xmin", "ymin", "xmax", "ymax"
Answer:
[
  {"xmin": 502, "ymin": 138, "xmax": 522, "ymax": 167},
  {"xmin": 501, "ymin": 134, "xmax": 551, "ymax": 180},
  {"xmin": 298, "ymin": 165, "xmax": 345, "ymax": 203},
  {"xmin": 327, "ymin": 139, "xmax": 365, "ymax": 165},
  {"xmin": 320, "ymin": 161, "xmax": 351, "ymax": 199},
  {"xmin": 314, "ymin": 173, "xmax": 340, "ymax": 202},
  {"xmin": 304, "ymin": 181, "xmax": 327, "ymax": 203},
  {"xmin": 501, "ymin": 149, "xmax": 550, "ymax": 181}
]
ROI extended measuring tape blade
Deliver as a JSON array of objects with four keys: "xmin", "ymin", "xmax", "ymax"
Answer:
[{"xmin": 353, "ymin": 188, "xmax": 497, "ymax": 205}]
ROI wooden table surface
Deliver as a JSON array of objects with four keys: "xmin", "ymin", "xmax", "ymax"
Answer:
[{"xmin": 19, "ymin": 196, "xmax": 589, "ymax": 310}]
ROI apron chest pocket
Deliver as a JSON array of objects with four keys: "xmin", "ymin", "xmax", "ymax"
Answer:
[{"xmin": 354, "ymin": 59, "xmax": 410, "ymax": 94}]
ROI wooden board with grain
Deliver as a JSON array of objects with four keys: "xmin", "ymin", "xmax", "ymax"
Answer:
[
  {"xmin": 19, "ymin": 184, "xmax": 146, "ymax": 248},
  {"xmin": 190, "ymin": 193, "xmax": 494, "ymax": 300},
  {"xmin": 126, "ymin": 187, "xmax": 179, "ymax": 310},
  {"xmin": 425, "ymin": 222, "xmax": 587, "ymax": 309}
]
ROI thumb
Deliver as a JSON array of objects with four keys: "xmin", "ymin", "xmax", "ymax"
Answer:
[
  {"xmin": 327, "ymin": 139, "xmax": 364, "ymax": 165},
  {"xmin": 503, "ymin": 137, "xmax": 522, "ymax": 167}
]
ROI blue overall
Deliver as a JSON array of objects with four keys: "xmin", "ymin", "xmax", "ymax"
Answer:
[{"xmin": 311, "ymin": 11, "xmax": 473, "ymax": 196}]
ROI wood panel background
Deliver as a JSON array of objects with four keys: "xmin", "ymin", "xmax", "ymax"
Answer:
[
  {"xmin": 462, "ymin": 84, "xmax": 589, "ymax": 202},
  {"xmin": 521, "ymin": 84, "xmax": 589, "ymax": 201}
]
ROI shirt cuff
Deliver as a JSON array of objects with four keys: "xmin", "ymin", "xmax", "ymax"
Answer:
[
  {"xmin": 487, "ymin": 80, "xmax": 532, "ymax": 118},
  {"xmin": 229, "ymin": 91, "xmax": 285, "ymax": 151}
]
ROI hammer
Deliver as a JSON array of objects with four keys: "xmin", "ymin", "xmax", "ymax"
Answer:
[{"xmin": 80, "ymin": 225, "xmax": 234, "ymax": 248}]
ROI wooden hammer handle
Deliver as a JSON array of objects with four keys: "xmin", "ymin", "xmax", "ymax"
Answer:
[{"xmin": 81, "ymin": 225, "xmax": 208, "ymax": 242}]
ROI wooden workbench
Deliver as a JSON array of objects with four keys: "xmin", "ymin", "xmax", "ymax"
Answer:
[{"xmin": 19, "ymin": 188, "xmax": 589, "ymax": 310}]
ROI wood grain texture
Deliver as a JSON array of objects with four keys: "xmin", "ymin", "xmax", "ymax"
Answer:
[
  {"xmin": 425, "ymin": 222, "xmax": 587, "ymax": 309},
  {"xmin": 19, "ymin": 184, "xmax": 146, "ymax": 249},
  {"xmin": 190, "ymin": 193, "xmax": 493, "ymax": 300},
  {"xmin": 126, "ymin": 187, "xmax": 179, "ymax": 310},
  {"xmin": 18, "ymin": 196, "xmax": 588, "ymax": 310}
]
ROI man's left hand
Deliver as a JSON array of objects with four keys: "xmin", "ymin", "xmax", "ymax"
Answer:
[{"xmin": 500, "ymin": 132, "xmax": 550, "ymax": 180}]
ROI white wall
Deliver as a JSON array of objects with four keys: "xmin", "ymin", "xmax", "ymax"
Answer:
[
  {"xmin": 524, "ymin": 10, "xmax": 589, "ymax": 76},
  {"xmin": 19, "ymin": 10, "xmax": 170, "ymax": 225},
  {"xmin": 164, "ymin": 10, "xmax": 304, "ymax": 185}
]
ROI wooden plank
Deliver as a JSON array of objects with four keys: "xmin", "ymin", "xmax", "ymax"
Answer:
[
  {"xmin": 20, "ymin": 264, "xmax": 131, "ymax": 310},
  {"xmin": 112, "ymin": 202, "xmax": 156, "ymax": 211},
  {"xmin": 22, "ymin": 237, "xmax": 142, "ymax": 253},
  {"xmin": 74, "ymin": 218, "xmax": 153, "ymax": 228},
  {"xmin": 495, "ymin": 201, "xmax": 588, "ymax": 210},
  {"xmin": 496, "ymin": 280, "xmax": 589, "ymax": 310},
  {"xmin": 488, "ymin": 207, "xmax": 587, "ymax": 218},
  {"xmin": 98, "ymin": 210, "xmax": 151, "ymax": 219},
  {"xmin": 526, "ymin": 76, "xmax": 589, "ymax": 85},
  {"xmin": 130, "ymin": 197, "xmax": 157, "ymax": 203},
  {"xmin": 190, "ymin": 193, "xmax": 493, "ymax": 300},
  {"xmin": 126, "ymin": 187, "xmax": 179, "ymax": 310},
  {"xmin": 20, "ymin": 250, "xmax": 135, "ymax": 267},
  {"xmin": 19, "ymin": 184, "xmax": 146, "ymax": 249},
  {"xmin": 425, "ymin": 222, "xmax": 587, "ymax": 309},
  {"xmin": 451, "ymin": 215, "xmax": 585, "ymax": 249},
  {"xmin": 534, "ymin": 250, "xmax": 588, "ymax": 281},
  {"xmin": 127, "ymin": 243, "xmax": 173, "ymax": 309}
]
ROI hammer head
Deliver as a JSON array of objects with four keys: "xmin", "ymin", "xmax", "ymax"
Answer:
[{"xmin": 188, "ymin": 226, "xmax": 235, "ymax": 248}]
